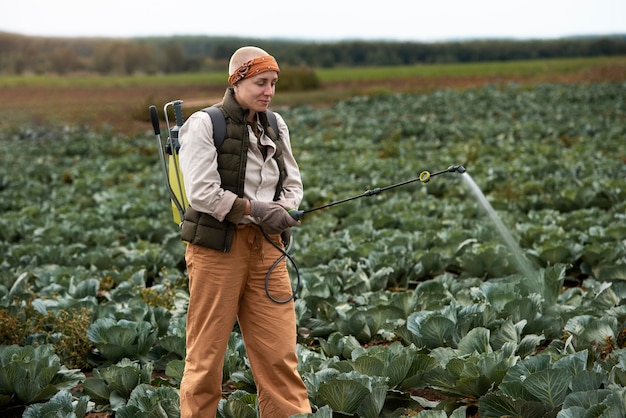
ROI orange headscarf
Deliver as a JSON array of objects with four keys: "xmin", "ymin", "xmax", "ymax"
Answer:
[{"xmin": 228, "ymin": 55, "xmax": 280, "ymax": 85}]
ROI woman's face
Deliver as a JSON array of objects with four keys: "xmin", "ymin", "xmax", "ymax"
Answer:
[{"xmin": 234, "ymin": 71, "xmax": 278, "ymax": 118}]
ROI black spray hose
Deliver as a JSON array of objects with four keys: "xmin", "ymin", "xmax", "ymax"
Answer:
[
  {"xmin": 262, "ymin": 230, "xmax": 300, "ymax": 304},
  {"xmin": 289, "ymin": 165, "xmax": 466, "ymax": 221}
]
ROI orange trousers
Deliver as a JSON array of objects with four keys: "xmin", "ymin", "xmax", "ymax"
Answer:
[{"xmin": 179, "ymin": 224, "xmax": 311, "ymax": 418}]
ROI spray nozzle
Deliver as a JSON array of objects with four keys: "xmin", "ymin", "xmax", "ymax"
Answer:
[
  {"xmin": 419, "ymin": 164, "xmax": 466, "ymax": 183},
  {"xmin": 448, "ymin": 165, "xmax": 466, "ymax": 173}
]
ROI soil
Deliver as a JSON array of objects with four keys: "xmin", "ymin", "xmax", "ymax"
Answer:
[{"xmin": 2, "ymin": 62, "xmax": 624, "ymax": 136}]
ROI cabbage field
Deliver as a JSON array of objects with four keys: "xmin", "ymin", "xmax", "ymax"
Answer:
[{"xmin": 1, "ymin": 81, "xmax": 625, "ymax": 417}]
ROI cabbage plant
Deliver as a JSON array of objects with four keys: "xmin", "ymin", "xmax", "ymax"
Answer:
[
  {"xmin": 87, "ymin": 318, "xmax": 158, "ymax": 364},
  {"xmin": 0, "ymin": 344, "xmax": 84, "ymax": 408}
]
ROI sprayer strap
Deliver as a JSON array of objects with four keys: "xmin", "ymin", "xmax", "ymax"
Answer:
[
  {"xmin": 203, "ymin": 106, "xmax": 226, "ymax": 149},
  {"xmin": 203, "ymin": 106, "xmax": 279, "ymax": 149}
]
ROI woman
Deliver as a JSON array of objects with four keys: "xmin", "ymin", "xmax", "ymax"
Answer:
[{"xmin": 178, "ymin": 46, "xmax": 311, "ymax": 417}]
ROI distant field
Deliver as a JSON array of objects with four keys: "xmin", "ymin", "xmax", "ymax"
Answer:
[
  {"xmin": 315, "ymin": 56, "xmax": 626, "ymax": 81},
  {"xmin": 1, "ymin": 56, "xmax": 625, "ymax": 135}
]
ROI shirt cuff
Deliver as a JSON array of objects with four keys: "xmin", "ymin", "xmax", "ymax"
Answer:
[{"xmin": 212, "ymin": 191, "xmax": 238, "ymax": 222}]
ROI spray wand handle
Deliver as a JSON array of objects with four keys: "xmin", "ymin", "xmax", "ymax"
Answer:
[{"xmin": 149, "ymin": 105, "xmax": 160, "ymax": 135}]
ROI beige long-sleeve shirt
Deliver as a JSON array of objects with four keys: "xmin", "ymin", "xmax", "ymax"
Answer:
[{"xmin": 179, "ymin": 110, "xmax": 303, "ymax": 223}]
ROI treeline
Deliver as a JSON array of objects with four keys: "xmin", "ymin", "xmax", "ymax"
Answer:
[{"xmin": 1, "ymin": 31, "xmax": 625, "ymax": 75}]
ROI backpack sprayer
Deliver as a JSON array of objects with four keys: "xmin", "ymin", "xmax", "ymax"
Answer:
[
  {"xmin": 149, "ymin": 99, "xmax": 466, "ymax": 302},
  {"xmin": 149, "ymin": 99, "xmax": 467, "ymax": 226}
]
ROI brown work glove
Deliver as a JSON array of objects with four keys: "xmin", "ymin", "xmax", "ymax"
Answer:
[
  {"xmin": 225, "ymin": 197, "xmax": 247, "ymax": 224},
  {"xmin": 250, "ymin": 200, "xmax": 299, "ymax": 235}
]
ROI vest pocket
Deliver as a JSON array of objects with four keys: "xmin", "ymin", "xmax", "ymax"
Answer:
[{"xmin": 181, "ymin": 207, "xmax": 235, "ymax": 252}]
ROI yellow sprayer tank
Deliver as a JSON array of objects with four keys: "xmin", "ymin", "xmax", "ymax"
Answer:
[{"xmin": 168, "ymin": 152, "xmax": 188, "ymax": 224}]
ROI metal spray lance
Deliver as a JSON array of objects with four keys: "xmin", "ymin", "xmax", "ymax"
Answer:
[{"xmin": 289, "ymin": 165, "xmax": 466, "ymax": 220}]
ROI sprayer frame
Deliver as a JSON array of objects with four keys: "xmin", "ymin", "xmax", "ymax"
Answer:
[{"xmin": 150, "ymin": 100, "xmax": 188, "ymax": 225}]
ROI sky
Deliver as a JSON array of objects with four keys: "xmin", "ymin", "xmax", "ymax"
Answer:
[{"xmin": 3, "ymin": 0, "xmax": 625, "ymax": 42}]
